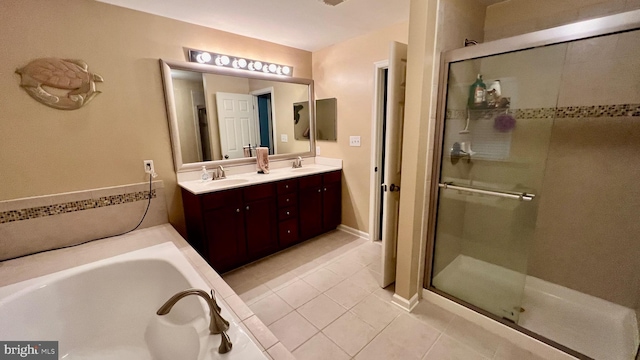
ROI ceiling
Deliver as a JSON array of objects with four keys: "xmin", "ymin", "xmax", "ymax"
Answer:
[
  {"xmin": 98, "ymin": 0, "xmax": 410, "ymax": 51},
  {"xmin": 98, "ymin": 0, "xmax": 506, "ymax": 52}
]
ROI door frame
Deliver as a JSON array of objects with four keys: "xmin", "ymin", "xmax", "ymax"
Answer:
[
  {"xmin": 250, "ymin": 87, "xmax": 278, "ymax": 155},
  {"xmin": 368, "ymin": 60, "xmax": 389, "ymax": 243}
]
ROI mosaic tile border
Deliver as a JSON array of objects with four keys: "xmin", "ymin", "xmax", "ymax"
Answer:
[
  {"xmin": 0, "ymin": 190, "xmax": 156, "ymax": 224},
  {"xmin": 446, "ymin": 103, "xmax": 640, "ymax": 120}
]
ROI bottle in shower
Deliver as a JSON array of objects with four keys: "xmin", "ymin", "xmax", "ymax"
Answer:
[{"xmin": 468, "ymin": 74, "xmax": 487, "ymax": 108}]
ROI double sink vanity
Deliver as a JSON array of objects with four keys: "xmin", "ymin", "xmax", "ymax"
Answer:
[
  {"xmin": 160, "ymin": 57, "xmax": 343, "ymax": 274},
  {"xmin": 179, "ymin": 163, "xmax": 342, "ymax": 273}
]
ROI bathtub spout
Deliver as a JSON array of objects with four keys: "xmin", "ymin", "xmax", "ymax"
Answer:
[{"xmin": 157, "ymin": 288, "xmax": 229, "ymax": 335}]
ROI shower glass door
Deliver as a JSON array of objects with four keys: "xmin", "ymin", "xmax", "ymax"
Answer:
[{"xmin": 430, "ymin": 44, "xmax": 566, "ymax": 322}]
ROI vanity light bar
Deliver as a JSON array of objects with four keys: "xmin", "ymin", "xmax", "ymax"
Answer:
[{"xmin": 188, "ymin": 49, "xmax": 293, "ymax": 77}]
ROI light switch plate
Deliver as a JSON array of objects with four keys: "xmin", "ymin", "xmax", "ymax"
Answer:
[
  {"xmin": 316, "ymin": 146, "xmax": 321, "ymax": 155},
  {"xmin": 349, "ymin": 136, "xmax": 361, "ymax": 147},
  {"xmin": 281, "ymin": 134, "xmax": 288, "ymax": 142}
]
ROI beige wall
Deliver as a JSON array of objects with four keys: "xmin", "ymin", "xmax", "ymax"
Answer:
[
  {"xmin": 312, "ymin": 21, "xmax": 409, "ymax": 232},
  {"xmin": 484, "ymin": 0, "xmax": 640, "ymax": 41},
  {"xmin": 0, "ymin": 0, "xmax": 311, "ymax": 236}
]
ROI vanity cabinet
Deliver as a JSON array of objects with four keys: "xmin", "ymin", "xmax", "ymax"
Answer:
[
  {"xmin": 243, "ymin": 183, "xmax": 279, "ymax": 259},
  {"xmin": 277, "ymin": 179, "xmax": 299, "ymax": 247},
  {"xmin": 181, "ymin": 169, "xmax": 341, "ymax": 273},
  {"xmin": 299, "ymin": 171, "xmax": 342, "ymax": 239},
  {"xmin": 201, "ymin": 189, "xmax": 246, "ymax": 272}
]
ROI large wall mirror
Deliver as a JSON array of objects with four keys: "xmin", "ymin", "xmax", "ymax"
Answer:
[{"xmin": 160, "ymin": 59, "xmax": 315, "ymax": 172}]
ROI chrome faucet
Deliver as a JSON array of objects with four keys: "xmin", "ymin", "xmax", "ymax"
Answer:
[
  {"xmin": 156, "ymin": 289, "xmax": 229, "ymax": 335},
  {"xmin": 292, "ymin": 156, "xmax": 303, "ymax": 168},
  {"xmin": 212, "ymin": 165, "xmax": 226, "ymax": 180}
]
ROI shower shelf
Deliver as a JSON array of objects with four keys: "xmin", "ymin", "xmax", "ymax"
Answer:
[{"xmin": 438, "ymin": 182, "xmax": 535, "ymax": 201}]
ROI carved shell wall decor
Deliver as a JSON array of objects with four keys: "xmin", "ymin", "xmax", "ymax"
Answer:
[{"xmin": 16, "ymin": 58, "xmax": 104, "ymax": 110}]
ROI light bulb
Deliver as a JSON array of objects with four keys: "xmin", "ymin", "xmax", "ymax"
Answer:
[
  {"xmin": 248, "ymin": 62, "xmax": 255, "ymax": 71},
  {"xmin": 221, "ymin": 55, "xmax": 230, "ymax": 65},
  {"xmin": 282, "ymin": 66, "xmax": 291, "ymax": 75},
  {"xmin": 232, "ymin": 59, "xmax": 239, "ymax": 68},
  {"xmin": 196, "ymin": 54, "xmax": 205, "ymax": 63},
  {"xmin": 268, "ymin": 64, "xmax": 277, "ymax": 72},
  {"xmin": 238, "ymin": 59, "xmax": 247, "ymax": 68},
  {"xmin": 200, "ymin": 52, "xmax": 212, "ymax": 62},
  {"xmin": 263, "ymin": 66, "xmax": 269, "ymax": 73},
  {"xmin": 276, "ymin": 66, "xmax": 282, "ymax": 75},
  {"xmin": 214, "ymin": 57, "xmax": 223, "ymax": 66},
  {"xmin": 254, "ymin": 61, "xmax": 263, "ymax": 70}
]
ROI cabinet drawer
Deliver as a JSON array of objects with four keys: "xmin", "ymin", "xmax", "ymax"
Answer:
[
  {"xmin": 244, "ymin": 183, "xmax": 275, "ymax": 202},
  {"xmin": 278, "ymin": 193, "xmax": 298, "ymax": 208},
  {"xmin": 277, "ymin": 179, "xmax": 298, "ymax": 195},
  {"xmin": 279, "ymin": 219, "xmax": 299, "ymax": 246},
  {"xmin": 298, "ymin": 174, "xmax": 322, "ymax": 189},
  {"xmin": 202, "ymin": 188, "xmax": 242, "ymax": 211},
  {"xmin": 323, "ymin": 171, "xmax": 342, "ymax": 184},
  {"xmin": 278, "ymin": 206, "xmax": 297, "ymax": 221}
]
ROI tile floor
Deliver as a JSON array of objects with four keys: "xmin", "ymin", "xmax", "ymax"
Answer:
[{"xmin": 222, "ymin": 230, "xmax": 546, "ymax": 360}]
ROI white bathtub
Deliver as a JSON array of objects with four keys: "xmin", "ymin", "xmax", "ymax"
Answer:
[{"xmin": 0, "ymin": 242, "xmax": 265, "ymax": 360}]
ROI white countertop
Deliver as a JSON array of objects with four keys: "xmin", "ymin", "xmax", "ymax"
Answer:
[{"xmin": 179, "ymin": 162, "xmax": 342, "ymax": 195}]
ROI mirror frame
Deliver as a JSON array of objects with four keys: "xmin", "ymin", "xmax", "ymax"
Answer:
[{"xmin": 160, "ymin": 59, "xmax": 316, "ymax": 172}]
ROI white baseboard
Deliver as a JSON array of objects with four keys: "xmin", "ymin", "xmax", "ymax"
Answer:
[
  {"xmin": 422, "ymin": 289, "xmax": 578, "ymax": 360},
  {"xmin": 337, "ymin": 224, "xmax": 369, "ymax": 240},
  {"xmin": 391, "ymin": 293, "xmax": 419, "ymax": 312}
]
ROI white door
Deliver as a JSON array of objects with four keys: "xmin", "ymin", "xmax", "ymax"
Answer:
[
  {"xmin": 216, "ymin": 92, "xmax": 259, "ymax": 160},
  {"xmin": 381, "ymin": 42, "xmax": 407, "ymax": 287}
]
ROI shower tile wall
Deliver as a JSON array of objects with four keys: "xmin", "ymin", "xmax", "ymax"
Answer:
[
  {"xmin": 484, "ymin": 0, "xmax": 640, "ymax": 42},
  {"xmin": 528, "ymin": 30, "xmax": 640, "ymax": 310}
]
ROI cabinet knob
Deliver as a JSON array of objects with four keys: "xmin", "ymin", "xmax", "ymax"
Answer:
[
  {"xmin": 318, "ymin": 189, "xmax": 321, "ymax": 193},
  {"xmin": 287, "ymin": 230, "xmax": 291, "ymax": 234},
  {"xmin": 286, "ymin": 198, "xmax": 290, "ymax": 202},
  {"xmin": 286, "ymin": 185, "xmax": 289, "ymax": 189},
  {"xmin": 236, "ymin": 208, "xmax": 240, "ymax": 213},
  {"xmin": 246, "ymin": 206, "xmax": 250, "ymax": 210},
  {"xmin": 286, "ymin": 211, "xmax": 290, "ymax": 215},
  {"xmin": 324, "ymin": 187, "xmax": 327, "ymax": 191}
]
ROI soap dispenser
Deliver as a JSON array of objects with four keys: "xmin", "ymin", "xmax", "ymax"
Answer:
[{"xmin": 201, "ymin": 166, "xmax": 210, "ymax": 181}]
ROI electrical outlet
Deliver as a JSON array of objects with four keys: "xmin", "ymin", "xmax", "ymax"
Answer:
[
  {"xmin": 316, "ymin": 146, "xmax": 321, "ymax": 155},
  {"xmin": 143, "ymin": 160, "xmax": 155, "ymax": 174},
  {"xmin": 281, "ymin": 134, "xmax": 288, "ymax": 142},
  {"xmin": 349, "ymin": 136, "xmax": 361, "ymax": 147}
]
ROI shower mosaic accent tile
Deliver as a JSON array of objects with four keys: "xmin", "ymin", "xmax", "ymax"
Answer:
[
  {"xmin": 446, "ymin": 103, "xmax": 640, "ymax": 120},
  {"xmin": 0, "ymin": 190, "xmax": 156, "ymax": 224}
]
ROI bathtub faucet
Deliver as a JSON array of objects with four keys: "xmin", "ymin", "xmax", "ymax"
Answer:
[{"xmin": 156, "ymin": 289, "xmax": 229, "ymax": 335}]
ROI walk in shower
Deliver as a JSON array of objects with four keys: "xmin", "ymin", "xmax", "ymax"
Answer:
[{"xmin": 426, "ymin": 11, "xmax": 640, "ymax": 360}]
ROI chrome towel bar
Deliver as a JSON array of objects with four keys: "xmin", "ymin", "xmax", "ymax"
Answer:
[{"xmin": 438, "ymin": 182, "xmax": 535, "ymax": 201}]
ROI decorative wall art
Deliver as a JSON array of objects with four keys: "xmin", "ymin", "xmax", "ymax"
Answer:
[
  {"xmin": 293, "ymin": 101, "xmax": 310, "ymax": 140},
  {"xmin": 16, "ymin": 58, "xmax": 104, "ymax": 110}
]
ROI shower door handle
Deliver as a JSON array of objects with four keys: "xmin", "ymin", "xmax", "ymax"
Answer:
[
  {"xmin": 438, "ymin": 182, "xmax": 535, "ymax": 201},
  {"xmin": 390, "ymin": 184, "xmax": 400, "ymax": 192}
]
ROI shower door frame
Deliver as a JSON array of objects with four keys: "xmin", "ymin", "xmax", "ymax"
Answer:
[{"xmin": 423, "ymin": 9, "xmax": 640, "ymax": 360}]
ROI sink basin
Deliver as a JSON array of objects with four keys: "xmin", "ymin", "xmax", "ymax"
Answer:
[
  {"xmin": 291, "ymin": 168, "xmax": 317, "ymax": 173},
  {"xmin": 206, "ymin": 179, "xmax": 250, "ymax": 187}
]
